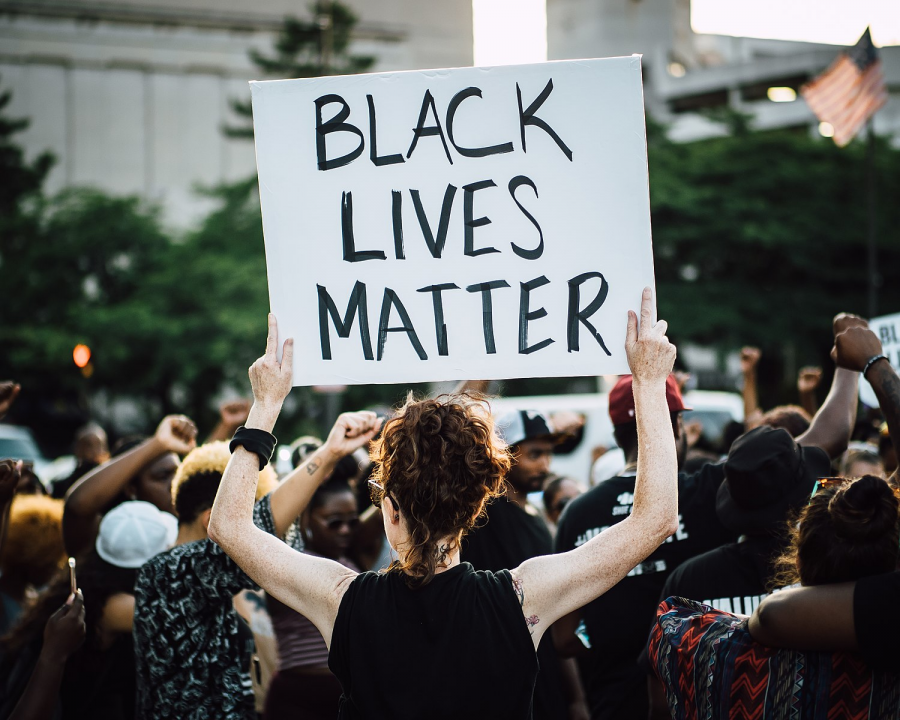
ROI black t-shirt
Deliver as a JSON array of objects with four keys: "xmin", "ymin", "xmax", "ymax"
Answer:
[
  {"xmin": 329, "ymin": 563, "xmax": 538, "ymax": 720},
  {"xmin": 554, "ymin": 463, "xmax": 735, "ymax": 720},
  {"xmin": 461, "ymin": 495, "xmax": 568, "ymax": 720},
  {"xmin": 658, "ymin": 535, "xmax": 783, "ymax": 615},
  {"xmin": 854, "ymin": 570, "xmax": 900, "ymax": 673},
  {"xmin": 462, "ymin": 494, "xmax": 554, "ymax": 571}
]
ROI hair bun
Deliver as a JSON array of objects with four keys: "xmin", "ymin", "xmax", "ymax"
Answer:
[{"xmin": 829, "ymin": 475, "xmax": 899, "ymax": 542}]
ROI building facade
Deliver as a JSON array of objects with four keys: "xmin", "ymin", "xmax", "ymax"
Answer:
[
  {"xmin": 0, "ymin": 0, "xmax": 473, "ymax": 225},
  {"xmin": 548, "ymin": 0, "xmax": 900, "ymax": 143}
]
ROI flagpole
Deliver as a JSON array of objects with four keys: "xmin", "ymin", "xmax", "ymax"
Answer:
[{"xmin": 866, "ymin": 118, "xmax": 877, "ymax": 317}]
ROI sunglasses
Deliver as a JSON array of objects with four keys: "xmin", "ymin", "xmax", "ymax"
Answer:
[
  {"xmin": 810, "ymin": 476, "xmax": 853, "ymax": 503},
  {"xmin": 368, "ymin": 479, "xmax": 398, "ymax": 511},
  {"xmin": 321, "ymin": 516, "xmax": 360, "ymax": 531}
]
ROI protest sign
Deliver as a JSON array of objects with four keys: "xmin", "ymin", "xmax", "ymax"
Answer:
[
  {"xmin": 251, "ymin": 57, "xmax": 655, "ymax": 386},
  {"xmin": 859, "ymin": 311, "xmax": 900, "ymax": 407}
]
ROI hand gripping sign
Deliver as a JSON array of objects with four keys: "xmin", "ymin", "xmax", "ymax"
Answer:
[{"xmin": 251, "ymin": 56, "xmax": 656, "ymax": 386}]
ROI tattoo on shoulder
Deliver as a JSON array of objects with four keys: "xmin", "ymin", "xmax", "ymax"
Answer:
[
  {"xmin": 512, "ymin": 575, "xmax": 525, "ymax": 607},
  {"xmin": 306, "ymin": 460, "xmax": 320, "ymax": 475},
  {"xmin": 511, "ymin": 574, "xmax": 540, "ymax": 635}
]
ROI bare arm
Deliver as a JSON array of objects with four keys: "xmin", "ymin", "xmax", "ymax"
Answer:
[
  {"xmin": 0, "ymin": 460, "xmax": 19, "ymax": 558},
  {"xmin": 796, "ymin": 314, "xmax": 870, "ymax": 459},
  {"xmin": 269, "ymin": 413, "xmax": 381, "ymax": 538},
  {"xmin": 510, "ymin": 289, "xmax": 679, "ymax": 649},
  {"xmin": 63, "ymin": 415, "xmax": 196, "ymax": 556},
  {"xmin": 797, "ymin": 366, "xmax": 822, "ymax": 417},
  {"xmin": 795, "ymin": 368, "xmax": 857, "ymax": 459},
  {"xmin": 209, "ymin": 315, "xmax": 368, "ymax": 647},
  {"xmin": 740, "ymin": 347, "xmax": 761, "ymax": 428},
  {"xmin": 830, "ymin": 324, "xmax": 900, "ymax": 481},
  {"xmin": 9, "ymin": 592, "xmax": 85, "ymax": 720},
  {"xmin": 748, "ymin": 583, "xmax": 857, "ymax": 650},
  {"xmin": 206, "ymin": 399, "xmax": 251, "ymax": 443}
]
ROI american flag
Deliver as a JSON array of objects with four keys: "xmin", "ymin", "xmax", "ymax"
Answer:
[{"xmin": 801, "ymin": 27, "xmax": 887, "ymax": 147}]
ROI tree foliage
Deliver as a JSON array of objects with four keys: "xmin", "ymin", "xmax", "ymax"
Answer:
[
  {"xmin": 225, "ymin": 1, "xmax": 375, "ymax": 139},
  {"xmin": 649, "ymin": 123, "xmax": 900, "ymax": 372}
]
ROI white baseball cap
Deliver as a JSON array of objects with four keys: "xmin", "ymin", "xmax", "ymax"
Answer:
[
  {"xmin": 95, "ymin": 501, "xmax": 178, "ymax": 568},
  {"xmin": 494, "ymin": 409, "xmax": 564, "ymax": 447}
]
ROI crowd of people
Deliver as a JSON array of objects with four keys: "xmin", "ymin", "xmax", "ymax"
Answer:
[{"xmin": 0, "ymin": 291, "xmax": 898, "ymax": 719}]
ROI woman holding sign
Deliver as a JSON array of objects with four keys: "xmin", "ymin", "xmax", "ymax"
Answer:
[{"xmin": 210, "ymin": 288, "xmax": 678, "ymax": 720}]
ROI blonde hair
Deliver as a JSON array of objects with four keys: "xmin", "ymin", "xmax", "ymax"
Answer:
[
  {"xmin": 171, "ymin": 441, "xmax": 276, "ymax": 521},
  {"xmin": 0, "ymin": 495, "xmax": 65, "ymax": 574}
]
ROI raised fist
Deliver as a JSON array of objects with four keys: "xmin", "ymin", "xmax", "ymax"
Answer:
[
  {"xmin": 0, "ymin": 381, "xmax": 20, "ymax": 420},
  {"xmin": 833, "ymin": 313, "xmax": 868, "ymax": 338},
  {"xmin": 832, "ymin": 326, "xmax": 883, "ymax": 373},
  {"xmin": 154, "ymin": 415, "xmax": 198, "ymax": 455},
  {"xmin": 219, "ymin": 399, "xmax": 251, "ymax": 429},
  {"xmin": 0, "ymin": 459, "xmax": 21, "ymax": 504},
  {"xmin": 797, "ymin": 366, "xmax": 823, "ymax": 394},
  {"xmin": 739, "ymin": 347, "xmax": 761, "ymax": 375}
]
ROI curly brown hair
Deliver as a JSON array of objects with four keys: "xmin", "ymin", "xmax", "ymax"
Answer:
[
  {"xmin": 772, "ymin": 475, "xmax": 900, "ymax": 588},
  {"xmin": 370, "ymin": 394, "xmax": 511, "ymax": 588}
]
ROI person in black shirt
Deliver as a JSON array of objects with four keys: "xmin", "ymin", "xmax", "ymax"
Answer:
[
  {"xmin": 211, "ymin": 295, "xmax": 683, "ymax": 720},
  {"xmin": 554, "ymin": 373, "xmax": 735, "ymax": 720},
  {"xmin": 462, "ymin": 409, "xmax": 585, "ymax": 720}
]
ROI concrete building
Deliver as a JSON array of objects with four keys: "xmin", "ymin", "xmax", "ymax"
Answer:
[
  {"xmin": 0, "ymin": 0, "xmax": 473, "ymax": 226},
  {"xmin": 548, "ymin": 0, "xmax": 900, "ymax": 143}
]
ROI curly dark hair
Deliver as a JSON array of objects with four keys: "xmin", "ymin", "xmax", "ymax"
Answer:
[
  {"xmin": 0, "ymin": 550, "xmax": 137, "ymax": 669},
  {"xmin": 772, "ymin": 475, "xmax": 900, "ymax": 588},
  {"xmin": 370, "ymin": 394, "xmax": 511, "ymax": 588}
]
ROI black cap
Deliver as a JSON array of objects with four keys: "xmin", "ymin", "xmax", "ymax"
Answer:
[{"xmin": 716, "ymin": 426, "xmax": 832, "ymax": 534}]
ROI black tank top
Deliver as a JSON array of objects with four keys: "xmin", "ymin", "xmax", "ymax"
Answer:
[{"xmin": 328, "ymin": 562, "xmax": 538, "ymax": 719}]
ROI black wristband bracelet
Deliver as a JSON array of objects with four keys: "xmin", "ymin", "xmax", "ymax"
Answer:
[
  {"xmin": 863, "ymin": 354, "xmax": 888, "ymax": 379},
  {"xmin": 229, "ymin": 426, "xmax": 277, "ymax": 471}
]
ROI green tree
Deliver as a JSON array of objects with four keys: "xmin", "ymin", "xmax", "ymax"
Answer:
[
  {"xmin": 649, "ymin": 121, "xmax": 900, "ymax": 397},
  {"xmin": 226, "ymin": 1, "xmax": 375, "ymax": 139}
]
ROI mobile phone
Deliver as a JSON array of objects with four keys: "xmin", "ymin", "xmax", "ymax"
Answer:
[{"xmin": 68, "ymin": 557, "xmax": 77, "ymax": 595}]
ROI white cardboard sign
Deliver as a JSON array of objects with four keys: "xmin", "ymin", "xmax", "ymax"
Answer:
[
  {"xmin": 251, "ymin": 57, "xmax": 655, "ymax": 386},
  {"xmin": 859, "ymin": 312, "xmax": 900, "ymax": 407}
]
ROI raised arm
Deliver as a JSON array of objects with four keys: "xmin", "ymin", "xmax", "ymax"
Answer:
[
  {"xmin": 0, "ymin": 460, "xmax": 20, "ymax": 558},
  {"xmin": 209, "ymin": 315, "xmax": 373, "ymax": 647},
  {"xmin": 796, "ymin": 314, "xmax": 866, "ymax": 459},
  {"xmin": 206, "ymin": 399, "xmax": 251, "ymax": 443},
  {"xmin": 9, "ymin": 591, "xmax": 86, "ymax": 720},
  {"xmin": 797, "ymin": 366, "xmax": 822, "ymax": 417},
  {"xmin": 63, "ymin": 415, "xmax": 196, "ymax": 556},
  {"xmin": 833, "ymin": 326, "xmax": 900, "ymax": 483},
  {"xmin": 510, "ymin": 288, "xmax": 679, "ymax": 649},
  {"xmin": 740, "ymin": 347, "xmax": 762, "ymax": 429},
  {"xmin": 269, "ymin": 411, "xmax": 381, "ymax": 538}
]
